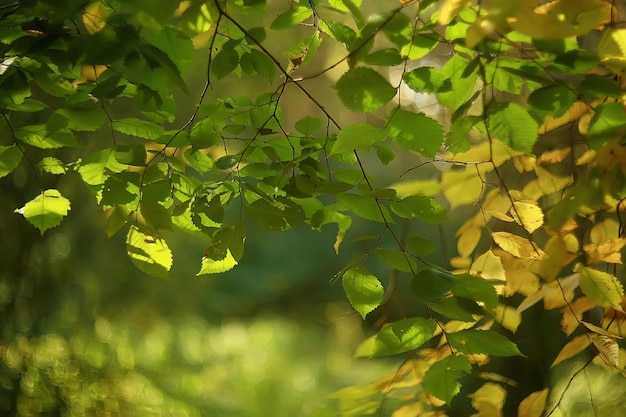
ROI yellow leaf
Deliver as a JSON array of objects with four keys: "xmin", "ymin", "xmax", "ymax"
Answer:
[
  {"xmin": 550, "ymin": 334, "xmax": 591, "ymax": 368},
  {"xmin": 591, "ymin": 334, "xmax": 620, "ymax": 368},
  {"xmin": 582, "ymin": 321, "xmax": 622, "ymax": 339},
  {"xmin": 451, "ymin": 256, "xmax": 472, "ymax": 270},
  {"xmin": 538, "ymin": 148, "xmax": 571, "ymax": 165},
  {"xmin": 539, "ymin": 101, "xmax": 588, "ymax": 133},
  {"xmin": 513, "ymin": 154, "xmax": 536, "ymax": 173},
  {"xmin": 576, "ymin": 264, "xmax": 625, "ymax": 310},
  {"xmin": 438, "ymin": 0, "xmax": 473, "ymax": 24},
  {"xmin": 442, "ymin": 169, "xmax": 483, "ymax": 210},
  {"xmin": 83, "ymin": 1, "xmax": 108, "ymax": 34},
  {"xmin": 469, "ymin": 382, "xmax": 506, "ymax": 417},
  {"xmin": 518, "ymin": 388, "xmax": 549, "ymax": 417},
  {"xmin": 535, "ymin": 166, "xmax": 572, "ymax": 195},
  {"xmin": 487, "ymin": 211, "xmax": 515, "ymax": 222},
  {"xmin": 492, "ymin": 304, "xmax": 521, "ymax": 333},
  {"xmin": 560, "ymin": 297, "xmax": 596, "ymax": 336},
  {"xmin": 499, "ymin": 251, "xmax": 540, "ymax": 297},
  {"xmin": 389, "ymin": 179, "xmax": 442, "ymax": 198},
  {"xmin": 492, "ymin": 232, "xmax": 544, "ymax": 259},
  {"xmin": 510, "ymin": 201, "xmax": 544, "ymax": 234},
  {"xmin": 531, "ymin": 235, "xmax": 577, "ymax": 282},
  {"xmin": 457, "ymin": 225, "xmax": 482, "ymax": 258},
  {"xmin": 590, "ymin": 218, "xmax": 620, "ymax": 242},
  {"xmin": 509, "ymin": 0, "xmax": 611, "ymax": 40},
  {"xmin": 599, "ymin": 28, "xmax": 626, "ymax": 75},
  {"xmin": 517, "ymin": 273, "xmax": 579, "ymax": 313},
  {"xmin": 470, "ymin": 250, "xmax": 506, "ymax": 282},
  {"xmin": 583, "ymin": 238, "xmax": 626, "ymax": 264},
  {"xmin": 482, "ymin": 189, "xmax": 512, "ymax": 215},
  {"xmin": 392, "ymin": 402, "xmax": 423, "ymax": 417}
]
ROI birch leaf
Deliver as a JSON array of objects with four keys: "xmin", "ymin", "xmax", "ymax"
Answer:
[
  {"xmin": 518, "ymin": 388, "xmax": 549, "ymax": 417},
  {"xmin": 492, "ymin": 232, "xmax": 544, "ymax": 259},
  {"xmin": 550, "ymin": 334, "xmax": 591, "ymax": 368},
  {"xmin": 510, "ymin": 201, "xmax": 543, "ymax": 234}
]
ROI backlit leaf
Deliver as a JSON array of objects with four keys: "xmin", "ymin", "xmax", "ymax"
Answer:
[
  {"xmin": 270, "ymin": 6, "xmax": 312, "ymax": 30},
  {"xmin": 330, "ymin": 123, "xmax": 387, "ymax": 155},
  {"xmin": 510, "ymin": 201, "xmax": 543, "ymax": 234},
  {"xmin": 470, "ymin": 383, "xmax": 507, "ymax": 417},
  {"xmin": 387, "ymin": 109, "xmax": 443, "ymax": 158},
  {"xmin": 126, "ymin": 225, "xmax": 172, "ymax": 278},
  {"xmin": 492, "ymin": 232, "xmax": 544, "ymax": 259},
  {"xmin": 488, "ymin": 102, "xmax": 538, "ymax": 153},
  {"xmin": 83, "ymin": 1, "xmax": 108, "ymax": 34},
  {"xmin": 342, "ymin": 266, "xmax": 384, "ymax": 319},
  {"xmin": 575, "ymin": 264, "xmax": 624, "ymax": 310},
  {"xmin": 335, "ymin": 67, "xmax": 396, "ymax": 112},
  {"xmin": 470, "ymin": 250, "xmax": 506, "ymax": 283},
  {"xmin": 371, "ymin": 317, "xmax": 437, "ymax": 357},
  {"xmin": 550, "ymin": 334, "xmax": 591, "ymax": 368},
  {"xmin": 591, "ymin": 334, "xmax": 619, "ymax": 368},
  {"xmin": 197, "ymin": 249, "xmax": 237, "ymax": 274},
  {"xmin": 15, "ymin": 189, "xmax": 71, "ymax": 235},
  {"xmin": 518, "ymin": 389, "xmax": 549, "ymax": 417},
  {"xmin": 112, "ymin": 118, "xmax": 164, "ymax": 140},
  {"xmin": 0, "ymin": 145, "xmax": 22, "ymax": 178}
]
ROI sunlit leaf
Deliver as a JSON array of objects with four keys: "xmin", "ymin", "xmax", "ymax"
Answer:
[
  {"xmin": 126, "ymin": 225, "xmax": 172, "ymax": 278},
  {"xmin": 270, "ymin": 6, "xmax": 312, "ymax": 30},
  {"xmin": 197, "ymin": 249, "xmax": 237, "ymax": 275},
  {"xmin": 470, "ymin": 382, "xmax": 507, "ymax": 417},
  {"xmin": 550, "ymin": 334, "xmax": 591, "ymax": 368},
  {"xmin": 371, "ymin": 317, "xmax": 437, "ymax": 357},
  {"xmin": 15, "ymin": 189, "xmax": 71, "ymax": 235},
  {"xmin": 575, "ymin": 264, "xmax": 624, "ymax": 310},
  {"xmin": 330, "ymin": 123, "xmax": 387, "ymax": 155},
  {"xmin": 510, "ymin": 201, "xmax": 544, "ymax": 234},
  {"xmin": 492, "ymin": 232, "xmax": 544, "ymax": 259},
  {"xmin": 591, "ymin": 334, "xmax": 620, "ymax": 368},
  {"xmin": 112, "ymin": 118, "xmax": 164, "ymax": 140},
  {"xmin": 488, "ymin": 102, "xmax": 538, "ymax": 153},
  {"xmin": 470, "ymin": 250, "xmax": 506, "ymax": 283},
  {"xmin": 518, "ymin": 388, "xmax": 549, "ymax": 417},
  {"xmin": 387, "ymin": 109, "xmax": 443, "ymax": 158},
  {"xmin": 342, "ymin": 266, "xmax": 384, "ymax": 319}
]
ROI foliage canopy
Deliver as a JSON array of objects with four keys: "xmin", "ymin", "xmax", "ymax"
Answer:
[{"xmin": 3, "ymin": 0, "xmax": 626, "ymax": 415}]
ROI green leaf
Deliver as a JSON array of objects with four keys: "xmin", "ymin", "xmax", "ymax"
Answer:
[
  {"xmin": 390, "ymin": 195, "xmax": 450, "ymax": 222},
  {"xmin": 407, "ymin": 236, "xmax": 436, "ymax": 257},
  {"xmin": 189, "ymin": 119, "xmax": 220, "ymax": 149},
  {"xmin": 15, "ymin": 189, "xmax": 71, "ymax": 235},
  {"xmin": 295, "ymin": 116, "xmax": 323, "ymax": 136},
  {"xmin": 38, "ymin": 157, "xmax": 66, "ymax": 175},
  {"xmin": 245, "ymin": 198, "xmax": 305, "ymax": 231},
  {"xmin": 364, "ymin": 48, "xmax": 403, "ymax": 66},
  {"xmin": 335, "ymin": 67, "xmax": 396, "ymax": 112},
  {"xmin": 580, "ymin": 74, "xmax": 623, "ymax": 99},
  {"xmin": 412, "ymin": 268, "xmax": 457, "ymax": 303},
  {"xmin": 151, "ymin": 26, "xmax": 194, "ymax": 73},
  {"xmin": 575, "ymin": 264, "xmax": 625, "ymax": 310},
  {"xmin": 330, "ymin": 123, "xmax": 387, "ymax": 155},
  {"xmin": 286, "ymin": 31, "xmax": 322, "ymax": 68},
  {"xmin": 112, "ymin": 118, "xmax": 164, "ymax": 140},
  {"xmin": 310, "ymin": 207, "xmax": 352, "ymax": 254},
  {"xmin": 197, "ymin": 249, "xmax": 238, "ymax": 274},
  {"xmin": 140, "ymin": 201, "xmax": 173, "ymax": 230},
  {"xmin": 371, "ymin": 317, "xmax": 437, "ymax": 357},
  {"xmin": 0, "ymin": 145, "xmax": 22, "ymax": 178},
  {"xmin": 487, "ymin": 102, "xmax": 538, "ymax": 153},
  {"xmin": 375, "ymin": 248, "xmax": 416, "ymax": 273},
  {"xmin": 447, "ymin": 330, "xmax": 524, "ymax": 357},
  {"xmin": 437, "ymin": 55, "xmax": 478, "ymax": 111},
  {"xmin": 528, "ymin": 84, "xmax": 577, "ymax": 122},
  {"xmin": 403, "ymin": 67, "xmax": 446, "ymax": 93},
  {"xmin": 336, "ymin": 193, "xmax": 388, "ymax": 223},
  {"xmin": 114, "ymin": 143, "xmax": 147, "ymax": 166},
  {"xmin": 430, "ymin": 297, "xmax": 483, "ymax": 322},
  {"xmin": 422, "ymin": 355, "xmax": 472, "ymax": 403},
  {"xmin": 387, "ymin": 109, "xmax": 443, "ymax": 158},
  {"xmin": 587, "ymin": 102, "xmax": 626, "ymax": 149},
  {"xmin": 211, "ymin": 46, "xmax": 239, "ymax": 79},
  {"xmin": 102, "ymin": 173, "xmax": 140, "ymax": 206},
  {"xmin": 126, "ymin": 225, "xmax": 172, "ymax": 278},
  {"xmin": 271, "ymin": 6, "xmax": 312, "ymax": 30},
  {"xmin": 78, "ymin": 149, "xmax": 126, "ymax": 186},
  {"xmin": 342, "ymin": 266, "xmax": 384, "ymax": 319},
  {"xmin": 249, "ymin": 49, "xmax": 275, "ymax": 83},
  {"xmin": 452, "ymin": 274, "xmax": 499, "ymax": 310},
  {"xmin": 14, "ymin": 125, "xmax": 77, "ymax": 149},
  {"xmin": 319, "ymin": 20, "xmax": 356, "ymax": 48},
  {"xmin": 54, "ymin": 108, "xmax": 106, "ymax": 131},
  {"xmin": 184, "ymin": 149, "xmax": 214, "ymax": 173}
]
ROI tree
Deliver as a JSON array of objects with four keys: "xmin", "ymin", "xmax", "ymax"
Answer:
[{"xmin": 2, "ymin": 0, "xmax": 626, "ymax": 415}]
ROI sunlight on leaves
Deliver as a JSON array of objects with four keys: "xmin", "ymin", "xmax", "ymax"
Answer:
[
  {"xmin": 575, "ymin": 264, "xmax": 625, "ymax": 310},
  {"xmin": 342, "ymin": 266, "xmax": 384, "ymax": 319},
  {"xmin": 126, "ymin": 225, "xmax": 172, "ymax": 278},
  {"xmin": 517, "ymin": 388, "xmax": 549, "ymax": 417},
  {"xmin": 492, "ymin": 232, "xmax": 544, "ymax": 259},
  {"xmin": 15, "ymin": 189, "xmax": 71, "ymax": 235}
]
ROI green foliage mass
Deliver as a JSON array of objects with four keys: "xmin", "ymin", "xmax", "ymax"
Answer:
[{"xmin": 2, "ymin": 0, "xmax": 626, "ymax": 415}]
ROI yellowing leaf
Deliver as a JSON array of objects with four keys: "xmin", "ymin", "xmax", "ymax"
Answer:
[
  {"xmin": 492, "ymin": 304, "xmax": 521, "ymax": 333},
  {"xmin": 492, "ymin": 232, "xmax": 544, "ymax": 259},
  {"xmin": 534, "ymin": 166, "xmax": 572, "ymax": 195},
  {"xmin": 575, "ymin": 264, "xmax": 625, "ymax": 310},
  {"xmin": 599, "ymin": 28, "xmax": 626, "ymax": 74},
  {"xmin": 458, "ymin": 225, "xmax": 482, "ymax": 258},
  {"xmin": 469, "ymin": 382, "xmax": 506, "ymax": 417},
  {"xmin": 531, "ymin": 236, "xmax": 577, "ymax": 282},
  {"xmin": 538, "ymin": 148, "xmax": 571, "ymax": 165},
  {"xmin": 392, "ymin": 402, "xmax": 423, "ymax": 417},
  {"xmin": 438, "ymin": 0, "xmax": 473, "ymax": 24},
  {"xmin": 509, "ymin": 0, "xmax": 611, "ymax": 40},
  {"xmin": 583, "ymin": 238, "xmax": 626, "ymax": 264},
  {"xmin": 582, "ymin": 321, "xmax": 622, "ymax": 339},
  {"xmin": 499, "ymin": 251, "xmax": 540, "ymax": 297},
  {"xmin": 538, "ymin": 101, "xmax": 588, "ymax": 133},
  {"xmin": 518, "ymin": 388, "xmax": 549, "ymax": 417},
  {"xmin": 560, "ymin": 297, "xmax": 596, "ymax": 336},
  {"xmin": 510, "ymin": 201, "xmax": 543, "ymax": 234},
  {"xmin": 590, "ymin": 218, "xmax": 620, "ymax": 242},
  {"xmin": 550, "ymin": 334, "xmax": 591, "ymax": 368},
  {"xmin": 514, "ymin": 154, "xmax": 536, "ymax": 173},
  {"xmin": 470, "ymin": 250, "xmax": 506, "ymax": 282},
  {"xmin": 442, "ymin": 168, "xmax": 483, "ymax": 209},
  {"xmin": 83, "ymin": 1, "xmax": 108, "ymax": 34},
  {"xmin": 517, "ymin": 273, "xmax": 579, "ymax": 313},
  {"xmin": 591, "ymin": 334, "xmax": 620, "ymax": 368}
]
